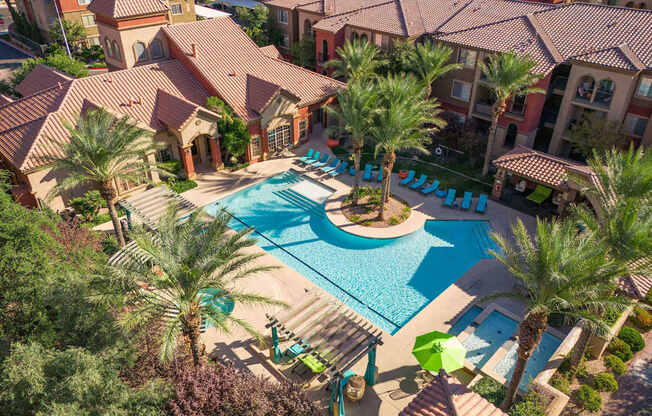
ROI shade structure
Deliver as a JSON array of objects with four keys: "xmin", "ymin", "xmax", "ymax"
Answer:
[{"xmin": 412, "ymin": 331, "xmax": 466, "ymax": 373}]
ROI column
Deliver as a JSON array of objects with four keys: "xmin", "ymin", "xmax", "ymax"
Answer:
[
  {"xmin": 271, "ymin": 327, "xmax": 281, "ymax": 363},
  {"xmin": 147, "ymin": 153, "xmax": 160, "ymax": 183},
  {"xmin": 491, "ymin": 168, "xmax": 505, "ymax": 200},
  {"xmin": 364, "ymin": 346, "xmax": 377, "ymax": 386},
  {"xmin": 208, "ymin": 136, "xmax": 223, "ymax": 170},
  {"xmin": 179, "ymin": 145, "xmax": 196, "ymax": 180}
]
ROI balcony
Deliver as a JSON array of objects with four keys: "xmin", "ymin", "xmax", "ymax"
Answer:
[
  {"xmin": 473, "ymin": 102, "xmax": 493, "ymax": 120},
  {"xmin": 541, "ymin": 108, "xmax": 559, "ymax": 127},
  {"xmin": 550, "ymin": 76, "xmax": 568, "ymax": 94}
]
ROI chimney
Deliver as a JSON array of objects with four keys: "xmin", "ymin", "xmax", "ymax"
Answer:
[
  {"xmin": 136, "ymin": 96, "xmax": 142, "ymax": 105},
  {"xmin": 128, "ymin": 99, "xmax": 133, "ymax": 107},
  {"xmin": 57, "ymin": 82, "xmax": 62, "ymax": 89},
  {"xmin": 191, "ymin": 43, "xmax": 197, "ymax": 57}
]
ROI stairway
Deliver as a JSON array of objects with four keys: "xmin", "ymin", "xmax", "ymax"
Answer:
[
  {"xmin": 471, "ymin": 222, "xmax": 495, "ymax": 258},
  {"xmin": 274, "ymin": 188, "xmax": 326, "ymax": 218}
]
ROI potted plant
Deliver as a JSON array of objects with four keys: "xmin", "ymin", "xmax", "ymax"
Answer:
[{"xmin": 327, "ymin": 130, "xmax": 339, "ymax": 148}]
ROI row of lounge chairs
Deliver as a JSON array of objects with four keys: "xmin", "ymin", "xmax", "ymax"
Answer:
[{"xmin": 296, "ymin": 149, "xmax": 348, "ymax": 177}]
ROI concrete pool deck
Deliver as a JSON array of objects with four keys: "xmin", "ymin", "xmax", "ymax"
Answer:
[{"xmin": 175, "ymin": 144, "xmax": 539, "ymax": 415}]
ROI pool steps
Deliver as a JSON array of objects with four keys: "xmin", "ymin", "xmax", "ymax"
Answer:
[
  {"xmin": 470, "ymin": 222, "xmax": 494, "ymax": 258},
  {"xmin": 274, "ymin": 188, "xmax": 326, "ymax": 218}
]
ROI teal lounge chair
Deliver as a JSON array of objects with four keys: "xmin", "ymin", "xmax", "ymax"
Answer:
[
  {"xmin": 377, "ymin": 168, "xmax": 383, "ymax": 182},
  {"xmin": 363, "ymin": 164, "xmax": 373, "ymax": 180},
  {"xmin": 421, "ymin": 180, "xmax": 440, "ymax": 195},
  {"xmin": 285, "ymin": 341, "xmax": 309, "ymax": 359},
  {"xmin": 330, "ymin": 161, "xmax": 348, "ymax": 177},
  {"xmin": 399, "ymin": 170, "xmax": 416, "ymax": 185},
  {"xmin": 321, "ymin": 158, "xmax": 339, "ymax": 173},
  {"xmin": 303, "ymin": 151, "xmax": 320, "ymax": 165},
  {"xmin": 476, "ymin": 194, "xmax": 488, "ymax": 213},
  {"xmin": 461, "ymin": 192, "xmax": 472, "ymax": 210},
  {"xmin": 443, "ymin": 189, "xmax": 456, "ymax": 207},
  {"xmin": 312, "ymin": 154, "xmax": 330, "ymax": 168},
  {"xmin": 349, "ymin": 166, "xmax": 356, "ymax": 175},
  {"xmin": 297, "ymin": 149, "xmax": 314, "ymax": 163},
  {"xmin": 410, "ymin": 174, "xmax": 427, "ymax": 190}
]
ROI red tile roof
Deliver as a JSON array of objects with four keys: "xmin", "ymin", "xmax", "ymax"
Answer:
[
  {"xmin": 155, "ymin": 89, "xmax": 219, "ymax": 130},
  {"xmin": 259, "ymin": 45, "xmax": 282, "ymax": 59},
  {"xmin": 0, "ymin": 94, "xmax": 13, "ymax": 105},
  {"xmin": 15, "ymin": 64, "xmax": 73, "ymax": 97},
  {"xmin": 88, "ymin": 0, "xmax": 169, "ymax": 19},
  {"xmin": 162, "ymin": 18, "xmax": 343, "ymax": 122}
]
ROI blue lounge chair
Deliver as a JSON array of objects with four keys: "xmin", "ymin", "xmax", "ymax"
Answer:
[
  {"xmin": 461, "ymin": 192, "xmax": 472, "ymax": 210},
  {"xmin": 377, "ymin": 168, "xmax": 383, "ymax": 182},
  {"xmin": 349, "ymin": 166, "xmax": 356, "ymax": 175},
  {"xmin": 297, "ymin": 149, "xmax": 314, "ymax": 163},
  {"xmin": 312, "ymin": 154, "xmax": 330, "ymax": 168},
  {"xmin": 399, "ymin": 170, "xmax": 415, "ymax": 185},
  {"xmin": 443, "ymin": 189, "xmax": 456, "ymax": 207},
  {"xmin": 476, "ymin": 193, "xmax": 488, "ymax": 213},
  {"xmin": 321, "ymin": 158, "xmax": 339, "ymax": 173},
  {"xmin": 303, "ymin": 151, "xmax": 320, "ymax": 165},
  {"xmin": 421, "ymin": 180, "xmax": 440, "ymax": 195},
  {"xmin": 435, "ymin": 188, "xmax": 447, "ymax": 198},
  {"xmin": 410, "ymin": 174, "xmax": 427, "ymax": 190},
  {"xmin": 363, "ymin": 164, "xmax": 373, "ymax": 180},
  {"xmin": 285, "ymin": 341, "xmax": 309, "ymax": 359},
  {"xmin": 329, "ymin": 161, "xmax": 348, "ymax": 177}
]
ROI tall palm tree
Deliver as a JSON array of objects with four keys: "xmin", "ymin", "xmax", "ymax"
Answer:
[
  {"xmin": 489, "ymin": 218, "xmax": 628, "ymax": 410},
  {"xmin": 369, "ymin": 75, "xmax": 444, "ymax": 220},
  {"xmin": 325, "ymin": 81, "xmax": 377, "ymax": 205},
  {"xmin": 325, "ymin": 39, "xmax": 385, "ymax": 82},
  {"xmin": 479, "ymin": 52, "xmax": 544, "ymax": 175},
  {"xmin": 407, "ymin": 42, "xmax": 462, "ymax": 98},
  {"xmin": 48, "ymin": 108, "xmax": 160, "ymax": 246},
  {"xmin": 105, "ymin": 206, "xmax": 286, "ymax": 367}
]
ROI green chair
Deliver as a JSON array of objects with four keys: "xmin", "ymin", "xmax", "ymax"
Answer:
[
  {"xmin": 526, "ymin": 185, "xmax": 552, "ymax": 204},
  {"xmin": 299, "ymin": 353, "xmax": 328, "ymax": 373}
]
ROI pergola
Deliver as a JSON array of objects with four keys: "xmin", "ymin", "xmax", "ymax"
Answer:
[
  {"xmin": 266, "ymin": 293, "xmax": 383, "ymax": 416},
  {"xmin": 118, "ymin": 185, "xmax": 197, "ymax": 230}
]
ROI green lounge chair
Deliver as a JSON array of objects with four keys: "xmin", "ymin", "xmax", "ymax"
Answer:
[
  {"xmin": 461, "ymin": 192, "xmax": 472, "ymax": 210},
  {"xmin": 312, "ymin": 154, "xmax": 331, "ymax": 168},
  {"xmin": 421, "ymin": 180, "xmax": 440, "ymax": 195},
  {"xmin": 297, "ymin": 149, "xmax": 314, "ymax": 163},
  {"xmin": 475, "ymin": 194, "xmax": 488, "ymax": 213},
  {"xmin": 299, "ymin": 353, "xmax": 327, "ymax": 373},
  {"xmin": 303, "ymin": 151, "xmax": 320, "ymax": 165},
  {"xmin": 410, "ymin": 174, "xmax": 427, "ymax": 190},
  {"xmin": 399, "ymin": 170, "xmax": 416, "ymax": 185},
  {"xmin": 526, "ymin": 185, "xmax": 552, "ymax": 204},
  {"xmin": 363, "ymin": 164, "xmax": 373, "ymax": 180},
  {"xmin": 443, "ymin": 189, "xmax": 456, "ymax": 207}
]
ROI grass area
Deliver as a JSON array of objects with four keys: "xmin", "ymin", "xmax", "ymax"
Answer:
[
  {"xmin": 393, "ymin": 158, "xmax": 492, "ymax": 196},
  {"xmin": 166, "ymin": 179, "xmax": 198, "ymax": 194}
]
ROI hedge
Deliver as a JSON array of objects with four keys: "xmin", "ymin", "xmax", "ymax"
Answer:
[
  {"xmin": 619, "ymin": 326, "xmax": 645, "ymax": 353},
  {"xmin": 604, "ymin": 354, "xmax": 626, "ymax": 376},
  {"xmin": 607, "ymin": 338, "xmax": 633, "ymax": 362},
  {"xmin": 576, "ymin": 385, "xmax": 602, "ymax": 412},
  {"xmin": 593, "ymin": 372, "xmax": 618, "ymax": 392}
]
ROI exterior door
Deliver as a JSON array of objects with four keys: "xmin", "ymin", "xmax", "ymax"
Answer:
[{"xmin": 268, "ymin": 125, "xmax": 291, "ymax": 153}]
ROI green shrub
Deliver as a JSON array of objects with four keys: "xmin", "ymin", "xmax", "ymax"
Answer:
[
  {"xmin": 509, "ymin": 391, "xmax": 546, "ymax": 416},
  {"xmin": 575, "ymin": 385, "xmax": 602, "ymax": 412},
  {"xmin": 593, "ymin": 372, "xmax": 618, "ymax": 392},
  {"xmin": 604, "ymin": 354, "xmax": 626, "ymax": 376},
  {"xmin": 550, "ymin": 373, "xmax": 570, "ymax": 394},
  {"xmin": 159, "ymin": 160, "xmax": 183, "ymax": 175},
  {"xmin": 619, "ymin": 326, "xmax": 645, "ymax": 353},
  {"xmin": 644, "ymin": 288, "xmax": 652, "ymax": 307},
  {"xmin": 632, "ymin": 307, "xmax": 652, "ymax": 331},
  {"xmin": 471, "ymin": 377, "xmax": 505, "ymax": 407},
  {"xmin": 558, "ymin": 357, "xmax": 571, "ymax": 374},
  {"xmin": 361, "ymin": 220, "xmax": 373, "ymax": 227},
  {"xmin": 389, "ymin": 217, "xmax": 400, "ymax": 225},
  {"xmin": 166, "ymin": 179, "xmax": 197, "ymax": 194},
  {"xmin": 350, "ymin": 215, "xmax": 360, "ymax": 222},
  {"xmin": 91, "ymin": 213, "xmax": 111, "ymax": 226},
  {"xmin": 607, "ymin": 337, "xmax": 633, "ymax": 362},
  {"xmin": 101, "ymin": 235, "xmax": 120, "ymax": 256},
  {"xmin": 70, "ymin": 190, "xmax": 105, "ymax": 222}
]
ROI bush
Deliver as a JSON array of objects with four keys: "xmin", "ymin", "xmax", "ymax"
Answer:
[
  {"xmin": 509, "ymin": 391, "xmax": 546, "ymax": 416},
  {"xmin": 619, "ymin": 326, "xmax": 645, "ymax": 353},
  {"xmin": 471, "ymin": 377, "xmax": 505, "ymax": 407},
  {"xmin": 575, "ymin": 385, "xmax": 602, "ymax": 412},
  {"xmin": 101, "ymin": 235, "xmax": 120, "ymax": 256},
  {"xmin": 91, "ymin": 213, "xmax": 112, "ymax": 226},
  {"xmin": 607, "ymin": 337, "xmax": 633, "ymax": 362},
  {"xmin": 593, "ymin": 372, "xmax": 618, "ymax": 392},
  {"xmin": 644, "ymin": 288, "xmax": 652, "ymax": 307},
  {"xmin": 166, "ymin": 179, "xmax": 197, "ymax": 194},
  {"xmin": 70, "ymin": 190, "xmax": 105, "ymax": 222},
  {"xmin": 604, "ymin": 354, "xmax": 626, "ymax": 376},
  {"xmin": 550, "ymin": 373, "xmax": 570, "ymax": 394},
  {"xmin": 632, "ymin": 307, "xmax": 652, "ymax": 331},
  {"xmin": 11, "ymin": 54, "xmax": 89, "ymax": 88},
  {"xmin": 159, "ymin": 160, "xmax": 183, "ymax": 175}
]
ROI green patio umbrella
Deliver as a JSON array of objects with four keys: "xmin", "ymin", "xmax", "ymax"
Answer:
[{"xmin": 412, "ymin": 331, "xmax": 466, "ymax": 373}]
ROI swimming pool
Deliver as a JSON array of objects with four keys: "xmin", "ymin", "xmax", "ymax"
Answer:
[
  {"xmin": 204, "ymin": 171, "xmax": 495, "ymax": 334},
  {"xmin": 460, "ymin": 311, "xmax": 519, "ymax": 368}
]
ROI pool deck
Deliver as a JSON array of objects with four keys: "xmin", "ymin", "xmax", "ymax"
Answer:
[{"xmin": 177, "ymin": 143, "xmax": 538, "ymax": 416}]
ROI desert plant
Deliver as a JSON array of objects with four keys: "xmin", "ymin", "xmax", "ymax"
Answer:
[
  {"xmin": 550, "ymin": 373, "xmax": 570, "ymax": 394},
  {"xmin": 471, "ymin": 377, "xmax": 505, "ymax": 406},
  {"xmin": 632, "ymin": 307, "xmax": 652, "ymax": 331},
  {"xmin": 593, "ymin": 372, "xmax": 618, "ymax": 392},
  {"xmin": 69, "ymin": 190, "xmax": 106, "ymax": 222},
  {"xmin": 604, "ymin": 354, "xmax": 626, "ymax": 376},
  {"xmin": 607, "ymin": 338, "xmax": 633, "ymax": 362},
  {"xmin": 619, "ymin": 326, "xmax": 645, "ymax": 352},
  {"xmin": 576, "ymin": 385, "xmax": 602, "ymax": 412},
  {"xmin": 509, "ymin": 391, "xmax": 546, "ymax": 416}
]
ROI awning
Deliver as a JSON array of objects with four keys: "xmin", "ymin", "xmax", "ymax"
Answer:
[{"xmin": 195, "ymin": 4, "xmax": 231, "ymax": 18}]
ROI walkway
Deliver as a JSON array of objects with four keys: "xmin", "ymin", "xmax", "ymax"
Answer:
[{"xmin": 0, "ymin": 35, "xmax": 31, "ymax": 81}]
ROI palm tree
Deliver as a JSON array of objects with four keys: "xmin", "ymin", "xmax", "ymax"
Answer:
[
  {"xmin": 48, "ymin": 108, "xmax": 160, "ymax": 247},
  {"xmin": 369, "ymin": 75, "xmax": 444, "ymax": 220},
  {"xmin": 479, "ymin": 52, "xmax": 544, "ymax": 175},
  {"xmin": 407, "ymin": 42, "xmax": 462, "ymax": 98},
  {"xmin": 489, "ymin": 217, "xmax": 628, "ymax": 410},
  {"xmin": 106, "ymin": 206, "xmax": 286, "ymax": 367},
  {"xmin": 325, "ymin": 81, "xmax": 377, "ymax": 205},
  {"xmin": 325, "ymin": 39, "xmax": 385, "ymax": 82}
]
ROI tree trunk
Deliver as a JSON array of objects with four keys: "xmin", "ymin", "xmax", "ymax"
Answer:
[
  {"xmin": 501, "ymin": 311, "xmax": 548, "ymax": 411},
  {"xmin": 426, "ymin": 83, "xmax": 432, "ymax": 99},
  {"xmin": 481, "ymin": 99, "xmax": 507, "ymax": 176},
  {"xmin": 378, "ymin": 151, "xmax": 395, "ymax": 221},
  {"xmin": 352, "ymin": 140, "xmax": 363, "ymax": 206},
  {"xmin": 100, "ymin": 181, "xmax": 125, "ymax": 247},
  {"xmin": 568, "ymin": 328, "xmax": 592, "ymax": 379},
  {"xmin": 182, "ymin": 310, "xmax": 203, "ymax": 367}
]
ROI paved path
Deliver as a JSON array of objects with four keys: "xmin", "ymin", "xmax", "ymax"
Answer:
[{"xmin": 0, "ymin": 27, "xmax": 32, "ymax": 81}]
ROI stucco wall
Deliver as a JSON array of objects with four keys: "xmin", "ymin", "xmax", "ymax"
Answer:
[
  {"xmin": 97, "ymin": 20, "xmax": 168, "ymax": 69},
  {"xmin": 168, "ymin": 0, "xmax": 197, "ymax": 24}
]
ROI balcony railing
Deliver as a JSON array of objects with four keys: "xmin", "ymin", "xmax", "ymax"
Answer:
[{"xmin": 474, "ymin": 102, "xmax": 493, "ymax": 116}]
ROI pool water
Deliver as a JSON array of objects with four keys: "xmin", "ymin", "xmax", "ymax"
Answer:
[
  {"xmin": 460, "ymin": 311, "xmax": 518, "ymax": 368},
  {"xmin": 204, "ymin": 171, "xmax": 495, "ymax": 334},
  {"xmin": 449, "ymin": 305, "xmax": 483, "ymax": 336}
]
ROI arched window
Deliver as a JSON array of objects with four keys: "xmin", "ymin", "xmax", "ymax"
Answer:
[
  {"xmin": 104, "ymin": 38, "xmax": 112, "ymax": 57},
  {"xmin": 321, "ymin": 39, "xmax": 329, "ymax": 62},
  {"xmin": 625, "ymin": 1, "xmax": 634, "ymax": 6},
  {"xmin": 352, "ymin": 31, "xmax": 359, "ymax": 42},
  {"xmin": 504, "ymin": 123, "xmax": 518, "ymax": 148},
  {"xmin": 360, "ymin": 33, "xmax": 368, "ymax": 43},
  {"xmin": 576, "ymin": 76, "xmax": 595, "ymax": 101},
  {"xmin": 134, "ymin": 41, "xmax": 147, "ymax": 62},
  {"xmin": 303, "ymin": 19, "xmax": 312, "ymax": 36},
  {"xmin": 639, "ymin": 2, "xmax": 646, "ymax": 8},
  {"xmin": 150, "ymin": 39, "xmax": 164, "ymax": 59},
  {"xmin": 112, "ymin": 41, "xmax": 121, "ymax": 60},
  {"xmin": 595, "ymin": 79, "xmax": 615, "ymax": 106}
]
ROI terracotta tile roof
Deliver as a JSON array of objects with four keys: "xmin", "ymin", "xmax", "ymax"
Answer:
[
  {"xmin": 162, "ymin": 18, "xmax": 343, "ymax": 122},
  {"xmin": 493, "ymin": 145, "xmax": 588, "ymax": 189},
  {"xmin": 619, "ymin": 259, "xmax": 652, "ymax": 299},
  {"xmin": 400, "ymin": 370, "xmax": 507, "ymax": 416},
  {"xmin": 155, "ymin": 89, "xmax": 219, "ymax": 130},
  {"xmin": 15, "ymin": 64, "xmax": 73, "ymax": 97},
  {"xmin": 88, "ymin": 0, "xmax": 169, "ymax": 19},
  {"xmin": 259, "ymin": 44, "xmax": 282, "ymax": 59},
  {"xmin": 246, "ymin": 75, "xmax": 282, "ymax": 115}
]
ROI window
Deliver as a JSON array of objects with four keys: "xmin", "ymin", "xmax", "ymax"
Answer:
[
  {"xmin": 623, "ymin": 114, "xmax": 648, "ymax": 137},
  {"xmin": 112, "ymin": 41, "xmax": 121, "ymax": 60},
  {"xmin": 451, "ymin": 80, "xmax": 471, "ymax": 102},
  {"xmin": 104, "ymin": 38, "xmax": 112, "ymax": 57},
  {"xmin": 303, "ymin": 19, "xmax": 312, "ymax": 36},
  {"xmin": 78, "ymin": 0, "xmax": 91, "ymax": 5},
  {"xmin": 625, "ymin": 1, "xmax": 634, "ymax": 6},
  {"xmin": 281, "ymin": 34, "xmax": 289, "ymax": 48},
  {"xmin": 594, "ymin": 79, "xmax": 614, "ymax": 106},
  {"xmin": 321, "ymin": 39, "xmax": 329, "ymax": 62},
  {"xmin": 510, "ymin": 94, "xmax": 526, "ymax": 115},
  {"xmin": 170, "ymin": 3, "xmax": 183, "ymax": 15},
  {"xmin": 636, "ymin": 77, "xmax": 652, "ymax": 98},
  {"xmin": 150, "ymin": 39, "xmax": 164, "ymax": 59},
  {"xmin": 575, "ymin": 76, "xmax": 595, "ymax": 101},
  {"xmin": 81, "ymin": 14, "xmax": 95, "ymax": 27},
  {"xmin": 298, "ymin": 120, "xmax": 307, "ymax": 141},
  {"xmin": 267, "ymin": 125, "xmax": 291, "ymax": 153},
  {"xmin": 278, "ymin": 9, "xmax": 288, "ymax": 24},
  {"xmin": 134, "ymin": 41, "xmax": 147, "ymax": 62},
  {"xmin": 457, "ymin": 48, "xmax": 477, "ymax": 69},
  {"xmin": 504, "ymin": 124, "xmax": 518, "ymax": 148},
  {"xmin": 88, "ymin": 36, "xmax": 100, "ymax": 46},
  {"xmin": 250, "ymin": 136, "xmax": 262, "ymax": 158}
]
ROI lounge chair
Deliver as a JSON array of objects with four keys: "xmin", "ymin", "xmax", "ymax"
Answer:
[
  {"xmin": 303, "ymin": 151, "xmax": 320, "ymax": 166},
  {"xmin": 298, "ymin": 353, "xmax": 328, "ymax": 374},
  {"xmin": 321, "ymin": 158, "xmax": 339, "ymax": 173},
  {"xmin": 399, "ymin": 170, "xmax": 416, "ymax": 186},
  {"xmin": 377, "ymin": 168, "xmax": 383, "ymax": 182},
  {"xmin": 363, "ymin": 164, "xmax": 373, "ymax": 180},
  {"xmin": 312, "ymin": 154, "xmax": 330, "ymax": 168},
  {"xmin": 526, "ymin": 185, "xmax": 552, "ymax": 204},
  {"xmin": 476, "ymin": 194, "xmax": 488, "ymax": 213},
  {"xmin": 421, "ymin": 180, "xmax": 440, "ymax": 195},
  {"xmin": 409, "ymin": 174, "xmax": 427, "ymax": 190},
  {"xmin": 461, "ymin": 191, "xmax": 472, "ymax": 210},
  {"xmin": 329, "ymin": 161, "xmax": 348, "ymax": 177},
  {"xmin": 443, "ymin": 189, "xmax": 456, "ymax": 207},
  {"xmin": 297, "ymin": 149, "xmax": 314, "ymax": 163},
  {"xmin": 285, "ymin": 341, "xmax": 309, "ymax": 359},
  {"xmin": 435, "ymin": 188, "xmax": 447, "ymax": 198},
  {"xmin": 349, "ymin": 166, "xmax": 356, "ymax": 175}
]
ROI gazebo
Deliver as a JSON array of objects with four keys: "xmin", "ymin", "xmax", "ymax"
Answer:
[{"xmin": 265, "ymin": 293, "xmax": 383, "ymax": 416}]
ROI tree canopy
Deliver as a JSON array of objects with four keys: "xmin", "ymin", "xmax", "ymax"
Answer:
[{"xmin": 10, "ymin": 54, "xmax": 89, "ymax": 92}]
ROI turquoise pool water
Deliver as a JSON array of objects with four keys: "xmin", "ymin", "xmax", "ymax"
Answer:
[
  {"xmin": 204, "ymin": 171, "xmax": 495, "ymax": 334},
  {"xmin": 449, "ymin": 305, "xmax": 483, "ymax": 336},
  {"xmin": 460, "ymin": 311, "xmax": 519, "ymax": 368}
]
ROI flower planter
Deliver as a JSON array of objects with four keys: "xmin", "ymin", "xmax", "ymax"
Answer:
[
  {"xmin": 327, "ymin": 138, "xmax": 339, "ymax": 148},
  {"xmin": 398, "ymin": 170, "xmax": 408, "ymax": 180}
]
